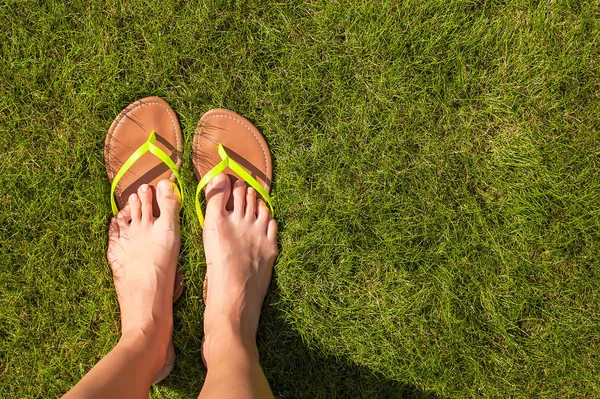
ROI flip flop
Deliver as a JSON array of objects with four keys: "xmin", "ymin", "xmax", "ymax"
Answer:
[
  {"xmin": 104, "ymin": 96, "xmax": 184, "ymax": 383},
  {"xmin": 193, "ymin": 109, "xmax": 274, "ymax": 303}
]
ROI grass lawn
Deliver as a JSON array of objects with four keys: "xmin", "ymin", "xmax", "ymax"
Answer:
[{"xmin": 1, "ymin": 0, "xmax": 600, "ymax": 397}]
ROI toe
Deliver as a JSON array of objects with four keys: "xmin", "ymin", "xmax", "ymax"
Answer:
[
  {"xmin": 138, "ymin": 184, "xmax": 153, "ymax": 222},
  {"xmin": 107, "ymin": 217, "xmax": 120, "ymax": 266},
  {"xmin": 257, "ymin": 199, "xmax": 270, "ymax": 221},
  {"xmin": 156, "ymin": 180, "xmax": 181, "ymax": 224},
  {"xmin": 206, "ymin": 173, "xmax": 231, "ymax": 216},
  {"xmin": 245, "ymin": 187, "xmax": 257, "ymax": 217},
  {"xmin": 116, "ymin": 204, "xmax": 132, "ymax": 230},
  {"xmin": 107, "ymin": 216, "xmax": 120, "ymax": 247},
  {"xmin": 267, "ymin": 218, "xmax": 278, "ymax": 241},
  {"xmin": 232, "ymin": 180, "xmax": 247, "ymax": 218},
  {"xmin": 108, "ymin": 217, "xmax": 120, "ymax": 239},
  {"xmin": 129, "ymin": 193, "xmax": 141, "ymax": 223}
]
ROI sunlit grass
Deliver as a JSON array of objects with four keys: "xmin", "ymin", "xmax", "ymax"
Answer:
[{"xmin": 1, "ymin": 0, "xmax": 599, "ymax": 397}]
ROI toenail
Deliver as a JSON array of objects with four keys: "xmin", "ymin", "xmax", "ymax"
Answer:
[
  {"xmin": 158, "ymin": 181, "xmax": 175, "ymax": 195},
  {"xmin": 141, "ymin": 184, "xmax": 149, "ymax": 192},
  {"xmin": 248, "ymin": 187, "xmax": 255, "ymax": 194},
  {"xmin": 129, "ymin": 193, "xmax": 138, "ymax": 202},
  {"xmin": 213, "ymin": 176, "xmax": 227, "ymax": 188},
  {"xmin": 235, "ymin": 180, "xmax": 244, "ymax": 187}
]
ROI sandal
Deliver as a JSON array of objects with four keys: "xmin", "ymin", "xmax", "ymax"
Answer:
[
  {"xmin": 192, "ymin": 109, "xmax": 274, "ymax": 302},
  {"xmin": 104, "ymin": 96, "xmax": 184, "ymax": 383}
]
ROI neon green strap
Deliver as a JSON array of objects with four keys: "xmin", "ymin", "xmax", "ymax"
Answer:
[
  {"xmin": 110, "ymin": 131, "xmax": 183, "ymax": 215},
  {"xmin": 195, "ymin": 143, "xmax": 274, "ymax": 228}
]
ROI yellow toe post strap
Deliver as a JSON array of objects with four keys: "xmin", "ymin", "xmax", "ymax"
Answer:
[
  {"xmin": 110, "ymin": 131, "xmax": 183, "ymax": 215},
  {"xmin": 195, "ymin": 143, "xmax": 274, "ymax": 228}
]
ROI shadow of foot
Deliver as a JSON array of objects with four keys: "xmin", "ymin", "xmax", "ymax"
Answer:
[
  {"xmin": 162, "ymin": 274, "xmax": 437, "ymax": 399},
  {"xmin": 257, "ymin": 280, "xmax": 437, "ymax": 399}
]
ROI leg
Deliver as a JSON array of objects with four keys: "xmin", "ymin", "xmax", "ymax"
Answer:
[
  {"xmin": 63, "ymin": 180, "xmax": 181, "ymax": 399},
  {"xmin": 199, "ymin": 174, "xmax": 278, "ymax": 399}
]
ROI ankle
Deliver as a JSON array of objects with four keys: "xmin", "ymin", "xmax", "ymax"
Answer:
[
  {"xmin": 122, "ymin": 316, "xmax": 172, "ymax": 342},
  {"xmin": 119, "ymin": 329, "xmax": 170, "ymax": 369},
  {"xmin": 120, "ymin": 296, "xmax": 173, "ymax": 340},
  {"xmin": 203, "ymin": 318, "xmax": 258, "ymax": 365}
]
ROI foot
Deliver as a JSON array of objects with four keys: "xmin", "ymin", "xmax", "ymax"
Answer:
[
  {"xmin": 106, "ymin": 180, "xmax": 181, "ymax": 373},
  {"xmin": 201, "ymin": 173, "xmax": 278, "ymax": 366}
]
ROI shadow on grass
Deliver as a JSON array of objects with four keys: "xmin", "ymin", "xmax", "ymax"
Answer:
[
  {"xmin": 163, "ymin": 275, "xmax": 436, "ymax": 399},
  {"xmin": 259, "ymin": 279, "xmax": 437, "ymax": 399}
]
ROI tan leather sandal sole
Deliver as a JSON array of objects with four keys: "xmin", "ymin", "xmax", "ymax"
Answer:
[{"xmin": 193, "ymin": 109, "xmax": 273, "ymax": 303}]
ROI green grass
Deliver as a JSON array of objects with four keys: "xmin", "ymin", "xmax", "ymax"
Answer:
[{"xmin": 1, "ymin": 0, "xmax": 599, "ymax": 397}]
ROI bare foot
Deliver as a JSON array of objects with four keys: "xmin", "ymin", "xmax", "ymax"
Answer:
[
  {"xmin": 106, "ymin": 180, "xmax": 181, "ymax": 374},
  {"xmin": 201, "ymin": 173, "xmax": 278, "ymax": 366}
]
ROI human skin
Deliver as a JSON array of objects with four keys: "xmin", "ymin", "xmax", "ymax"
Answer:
[{"xmin": 63, "ymin": 174, "xmax": 277, "ymax": 399}]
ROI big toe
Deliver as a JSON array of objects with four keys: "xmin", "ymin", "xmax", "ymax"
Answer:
[
  {"xmin": 205, "ymin": 173, "xmax": 231, "ymax": 216},
  {"xmin": 156, "ymin": 180, "xmax": 181, "ymax": 223},
  {"xmin": 106, "ymin": 217, "xmax": 121, "ymax": 269}
]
